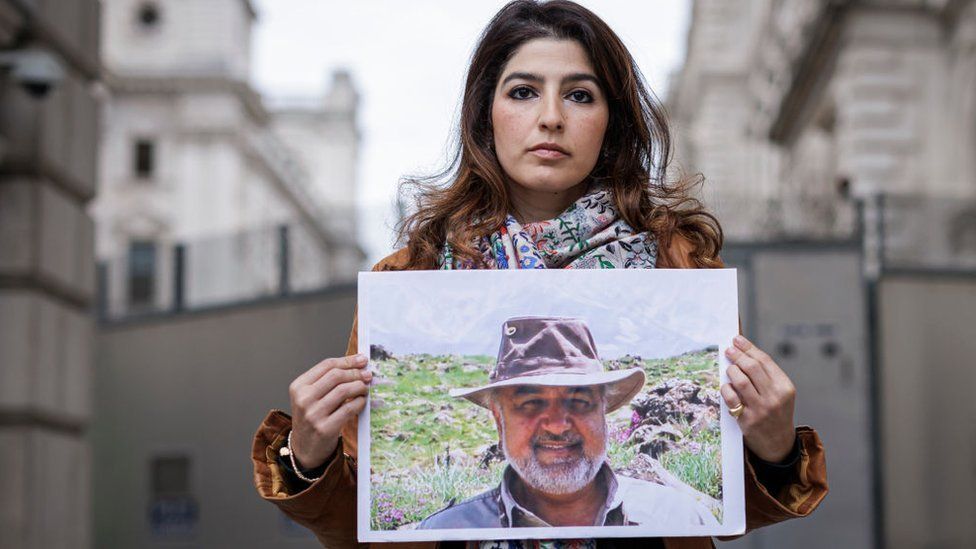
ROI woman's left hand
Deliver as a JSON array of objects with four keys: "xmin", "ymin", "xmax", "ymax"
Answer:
[{"xmin": 721, "ymin": 335, "xmax": 798, "ymax": 463}]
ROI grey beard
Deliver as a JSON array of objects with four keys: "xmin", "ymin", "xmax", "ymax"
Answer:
[{"xmin": 499, "ymin": 417, "xmax": 606, "ymax": 496}]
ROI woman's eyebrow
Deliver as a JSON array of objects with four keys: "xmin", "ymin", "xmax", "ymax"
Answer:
[
  {"xmin": 500, "ymin": 72, "xmax": 600, "ymax": 86},
  {"xmin": 562, "ymin": 73, "xmax": 600, "ymax": 86}
]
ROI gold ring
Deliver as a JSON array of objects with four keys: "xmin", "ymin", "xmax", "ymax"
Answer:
[{"xmin": 729, "ymin": 403, "xmax": 745, "ymax": 418}]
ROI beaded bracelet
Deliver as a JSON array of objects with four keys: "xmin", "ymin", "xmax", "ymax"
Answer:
[{"xmin": 279, "ymin": 430, "xmax": 323, "ymax": 484}]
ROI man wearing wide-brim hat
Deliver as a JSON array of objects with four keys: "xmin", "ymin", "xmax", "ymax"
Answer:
[{"xmin": 418, "ymin": 316, "xmax": 717, "ymax": 529}]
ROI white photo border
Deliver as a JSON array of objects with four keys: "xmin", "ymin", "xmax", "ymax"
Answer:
[{"xmin": 357, "ymin": 268, "xmax": 745, "ymax": 542}]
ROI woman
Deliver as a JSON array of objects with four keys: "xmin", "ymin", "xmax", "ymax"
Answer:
[{"xmin": 252, "ymin": 1, "xmax": 827, "ymax": 548}]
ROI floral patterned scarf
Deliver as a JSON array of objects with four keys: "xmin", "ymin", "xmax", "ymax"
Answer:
[{"xmin": 439, "ymin": 183, "xmax": 657, "ymax": 270}]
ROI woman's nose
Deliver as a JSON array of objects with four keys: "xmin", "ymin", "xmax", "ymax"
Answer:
[{"xmin": 538, "ymin": 94, "xmax": 565, "ymax": 132}]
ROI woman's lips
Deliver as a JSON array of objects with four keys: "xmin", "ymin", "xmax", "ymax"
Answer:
[{"xmin": 529, "ymin": 148, "xmax": 569, "ymax": 160}]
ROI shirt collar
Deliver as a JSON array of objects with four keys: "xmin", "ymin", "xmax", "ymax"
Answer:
[{"xmin": 498, "ymin": 462, "xmax": 622, "ymax": 527}]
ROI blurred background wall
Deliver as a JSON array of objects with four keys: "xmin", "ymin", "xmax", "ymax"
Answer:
[
  {"xmin": 670, "ymin": 1, "xmax": 976, "ymax": 548},
  {"xmin": 669, "ymin": 0, "xmax": 976, "ymax": 266},
  {"xmin": 1, "ymin": 0, "xmax": 974, "ymax": 548},
  {"xmin": 94, "ymin": 286, "xmax": 356, "ymax": 547},
  {"xmin": 0, "ymin": 1, "xmax": 100, "ymax": 547}
]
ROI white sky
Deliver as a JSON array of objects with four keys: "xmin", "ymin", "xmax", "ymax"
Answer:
[
  {"xmin": 251, "ymin": 1, "xmax": 690, "ymax": 264},
  {"xmin": 361, "ymin": 269, "xmax": 738, "ymax": 360}
]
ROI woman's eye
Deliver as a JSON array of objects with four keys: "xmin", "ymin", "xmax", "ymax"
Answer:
[
  {"xmin": 509, "ymin": 86, "xmax": 536, "ymax": 100},
  {"xmin": 567, "ymin": 90, "xmax": 593, "ymax": 103}
]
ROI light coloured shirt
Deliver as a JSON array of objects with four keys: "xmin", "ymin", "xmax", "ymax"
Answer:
[{"xmin": 418, "ymin": 462, "xmax": 718, "ymax": 530}]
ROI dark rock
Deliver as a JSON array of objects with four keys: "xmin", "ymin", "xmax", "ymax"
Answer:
[
  {"xmin": 606, "ymin": 354, "xmax": 643, "ymax": 371},
  {"xmin": 639, "ymin": 437, "xmax": 674, "ymax": 458},
  {"xmin": 630, "ymin": 378, "xmax": 719, "ymax": 427},
  {"xmin": 477, "ymin": 443, "xmax": 504, "ymax": 470},
  {"xmin": 616, "ymin": 452, "xmax": 668, "ymax": 485},
  {"xmin": 630, "ymin": 424, "xmax": 682, "ymax": 458},
  {"xmin": 370, "ymin": 344, "xmax": 394, "ymax": 361},
  {"xmin": 631, "ymin": 423, "xmax": 681, "ymax": 443}
]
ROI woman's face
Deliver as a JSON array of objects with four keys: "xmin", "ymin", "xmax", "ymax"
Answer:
[{"xmin": 491, "ymin": 38, "xmax": 609, "ymax": 204}]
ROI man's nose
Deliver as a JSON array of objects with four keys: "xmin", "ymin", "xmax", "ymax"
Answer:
[
  {"xmin": 540, "ymin": 401, "xmax": 572, "ymax": 434},
  {"xmin": 538, "ymin": 93, "xmax": 565, "ymax": 132}
]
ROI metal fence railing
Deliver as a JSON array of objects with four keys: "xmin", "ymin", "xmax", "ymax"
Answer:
[
  {"xmin": 97, "ymin": 194, "xmax": 975, "ymax": 321},
  {"xmin": 878, "ymin": 195, "xmax": 976, "ymax": 271},
  {"xmin": 97, "ymin": 223, "xmax": 362, "ymax": 322},
  {"xmin": 710, "ymin": 192, "xmax": 976, "ymax": 275},
  {"xmin": 709, "ymin": 194, "xmax": 861, "ymax": 244}
]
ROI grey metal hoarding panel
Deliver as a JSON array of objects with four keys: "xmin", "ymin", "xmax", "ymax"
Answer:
[{"xmin": 722, "ymin": 246, "xmax": 872, "ymax": 549}]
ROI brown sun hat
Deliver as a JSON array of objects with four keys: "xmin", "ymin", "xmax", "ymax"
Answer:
[{"xmin": 450, "ymin": 316, "xmax": 645, "ymax": 412}]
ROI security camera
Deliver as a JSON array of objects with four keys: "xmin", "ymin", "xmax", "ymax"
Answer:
[{"xmin": 0, "ymin": 48, "xmax": 65, "ymax": 99}]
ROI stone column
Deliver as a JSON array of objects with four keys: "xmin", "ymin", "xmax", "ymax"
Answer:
[
  {"xmin": 832, "ymin": 5, "xmax": 946, "ymax": 270},
  {"xmin": 0, "ymin": 1, "xmax": 100, "ymax": 548}
]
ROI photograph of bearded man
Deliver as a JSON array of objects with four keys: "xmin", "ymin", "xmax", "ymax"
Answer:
[{"xmin": 417, "ymin": 316, "xmax": 717, "ymax": 529}]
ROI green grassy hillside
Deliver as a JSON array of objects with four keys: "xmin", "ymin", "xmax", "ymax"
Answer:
[{"xmin": 369, "ymin": 348, "xmax": 721, "ymax": 530}]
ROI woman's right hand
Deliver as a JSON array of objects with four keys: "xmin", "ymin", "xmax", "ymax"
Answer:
[{"xmin": 288, "ymin": 354, "xmax": 372, "ymax": 470}]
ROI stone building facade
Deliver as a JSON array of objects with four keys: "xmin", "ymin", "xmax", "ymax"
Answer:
[
  {"xmin": 670, "ymin": 3, "xmax": 976, "ymax": 548},
  {"xmin": 0, "ymin": 1, "xmax": 101, "ymax": 547},
  {"xmin": 92, "ymin": 0, "xmax": 364, "ymax": 317},
  {"xmin": 669, "ymin": 0, "xmax": 976, "ymax": 267}
]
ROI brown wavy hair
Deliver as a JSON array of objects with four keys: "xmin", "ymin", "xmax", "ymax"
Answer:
[{"xmin": 397, "ymin": 0, "xmax": 722, "ymax": 269}]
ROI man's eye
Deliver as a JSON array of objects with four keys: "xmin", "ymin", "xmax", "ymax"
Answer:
[
  {"xmin": 567, "ymin": 90, "xmax": 593, "ymax": 103},
  {"xmin": 569, "ymin": 399, "xmax": 594, "ymax": 412},
  {"xmin": 509, "ymin": 86, "xmax": 536, "ymax": 100},
  {"xmin": 518, "ymin": 399, "xmax": 544, "ymax": 410}
]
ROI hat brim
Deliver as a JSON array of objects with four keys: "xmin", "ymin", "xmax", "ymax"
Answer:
[{"xmin": 448, "ymin": 367, "xmax": 646, "ymax": 413}]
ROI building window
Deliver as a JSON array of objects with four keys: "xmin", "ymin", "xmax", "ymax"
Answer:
[
  {"xmin": 134, "ymin": 139, "xmax": 155, "ymax": 179},
  {"xmin": 136, "ymin": 2, "xmax": 162, "ymax": 30},
  {"xmin": 128, "ymin": 240, "xmax": 156, "ymax": 308},
  {"xmin": 152, "ymin": 455, "xmax": 190, "ymax": 497}
]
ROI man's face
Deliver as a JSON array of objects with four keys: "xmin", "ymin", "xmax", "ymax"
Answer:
[{"xmin": 491, "ymin": 385, "xmax": 607, "ymax": 495}]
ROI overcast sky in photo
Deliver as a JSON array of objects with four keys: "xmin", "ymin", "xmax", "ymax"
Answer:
[
  {"xmin": 361, "ymin": 269, "xmax": 737, "ymax": 360},
  {"xmin": 251, "ymin": 1, "xmax": 691, "ymax": 264}
]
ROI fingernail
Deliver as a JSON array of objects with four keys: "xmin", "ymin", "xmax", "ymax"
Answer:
[
  {"xmin": 361, "ymin": 370, "xmax": 373, "ymax": 381},
  {"xmin": 725, "ymin": 346, "xmax": 734, "ymax": 356},
  {"xmin": 355, "ymin": 354, "xmax": 368, "ymax": 365},
  {"xmin": 734, "ymin": 335, "xmax": 748, "ymax": 347}
]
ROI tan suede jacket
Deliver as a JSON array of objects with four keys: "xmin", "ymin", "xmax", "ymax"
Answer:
[{"xmin": 252, "ymin": 241, "xmax": 829, "ymax": 549}]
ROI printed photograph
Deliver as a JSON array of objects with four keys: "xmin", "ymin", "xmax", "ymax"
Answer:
[{"xmin": 358, "ymin": 269, "xmax": 742, "ymax": 541}]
